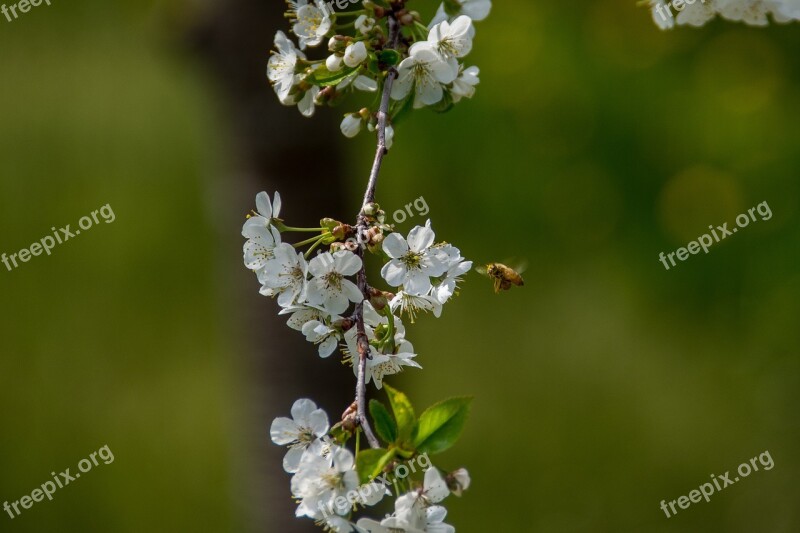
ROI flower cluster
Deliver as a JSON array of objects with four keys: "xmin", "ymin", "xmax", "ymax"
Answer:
[
  {"xmin": 648, "ymin": 0, "xmax": 800, "ymax": 29},
  {"xmin": 244, "ymin": 190, "xmax": 474, "ymax": 530},
  {"xmin": 270, "ymin": 396, "xmax": 471, "ymax": 532},
  {"xmin": 266, "ymin": 0, "xmax": 491, "ymax": 145},
  {"xmin": 243, "ymin": 192, "xmax": 470, "ymax": 385}
]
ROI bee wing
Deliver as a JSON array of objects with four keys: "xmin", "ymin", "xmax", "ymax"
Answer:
[
  {"xmin": 498, "ymin": 258, "xmax": 527, "ymax": 274},
  {"xmin": 474, "ymin": 264, "xmax": 490, "ymax": 276}
]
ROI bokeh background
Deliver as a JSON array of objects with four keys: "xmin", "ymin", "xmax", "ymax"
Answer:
[{"xmin": 1, "ymin": 0, "xmax": 798, "ymax": 531}]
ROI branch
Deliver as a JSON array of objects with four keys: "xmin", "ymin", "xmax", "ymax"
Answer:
[{"xmin": 353, "ymin": 8, "xmax": 402, "ymax": 450}]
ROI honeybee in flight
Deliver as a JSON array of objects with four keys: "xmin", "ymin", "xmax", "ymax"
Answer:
[{"xmin": 476, "ymin": 262, "xmax": 525, "ymax": 293}]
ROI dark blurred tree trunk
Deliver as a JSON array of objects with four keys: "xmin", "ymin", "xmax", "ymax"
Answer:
[{"xmin": 183, "ymin": 2, "xmax": 355, "ymax": 531}]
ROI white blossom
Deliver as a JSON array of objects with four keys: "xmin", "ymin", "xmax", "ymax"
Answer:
[
  {"xmin": 307, "ymin": 251, "xmax": 364, "ymax": 314},
  {"xmin": 279, "ymin": 304, "xmax": 332, "ymax": 331},
  {"xmin": 429, "ymin": 244, "xmax": 472, "ymax": 306},
  {"xmin": 381, "ymin": 221, "xmax": 448, "ymax": 295},
  {"xmin": 427, "ymin": 16, "xmax": 474, "ymax": 59},
  {"xmin": 430, "ymin": 0, "xmax": 492, "ymax": 26},
  {"xmin": 356, "ymin": 471, "xmax": 453, "ymax": 532},
  {"xmin": 259, "ymin": 242, "xmax": 308, "ymax": 306},
  {"xmin": 391, "ymin": 43, "xmax": 458, "ymax": 108},
  {"xmin": 270, "ymin": 399, "xmax": 329, "ymax": 473},
  {"xmin": 242, "ymin": 191, "xmax": 283, "ymax": 273},
  {"xmin": 355, "ymin": 14, "xmax": 376, "ymax": 34},
  {"xmin": 293, "ymin": 2, "xmax": 332, "ymax": 49},
  {"xmin": 451, "ymin": 65, "xmax": 480, "ymax": 103},
  {"xmin": 302, "ymin": 319, "xmax": 341, "ymax": 358},
  {"xmin": 649, "ymin": 0, "xmax": 800, "ymax": 29},
  {"xmin": 344, "ymin": 41, "xmax": 369, "ymax": 68},
  {"xmin": 292, "ymin": 446, "xmax": 361, "ymax": 518},
  {"xmin": 268, "ymin": 32, "xmax": 305, "ymax": 102}
]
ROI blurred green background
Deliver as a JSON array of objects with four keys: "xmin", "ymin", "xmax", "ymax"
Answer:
[{"xmin": 1, "ymin": 0, "xmax": 798, "ymax": 531}]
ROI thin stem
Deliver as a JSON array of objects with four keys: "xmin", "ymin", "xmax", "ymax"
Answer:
[
  {"xmin": 292, "ymin": 235, "xmax": 324, "ymax": 248},
  {"xmin": 353, "ymin": 6, "xmax": 403, "ymax": 451},
  {"xmin": 281, "ymin": 226, "xmax": 325, "ymax": 232}
]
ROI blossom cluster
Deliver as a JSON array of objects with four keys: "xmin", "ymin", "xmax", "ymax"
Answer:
[
  {"xmin": 243, "ymin": 190, "xmax": 474, "ymax": 530},
  {"xmin": 242, "ymin": 191, "xmax": 471, "ymax": 387},
  {"xmin": 270, "ymin": 398, "xmax": 470, "ymax": 532},
  {"xmin": 266, "ymin": 0, "xmax": 491, "ymax": 145},
  {"xmin": 649, "ymin": 0, "xmax": 800, "ymax": 29}
]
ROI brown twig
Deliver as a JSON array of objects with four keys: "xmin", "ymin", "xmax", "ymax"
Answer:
[{"xmin": 353, "ymin": 8, "xmax": 402, "ymax": 450}]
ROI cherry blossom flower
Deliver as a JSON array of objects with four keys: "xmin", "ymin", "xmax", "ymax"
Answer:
[
  {"xmin": 259, "ymin": 242, "xmax": 309, "ymax": 306},
  {"xmin": 381, "ymin": 221, "xmax": 448, "ymax": 295},
  {"xmin": 270, "ymin": 399, "xmax": 330, "ymax": 473},
  {"xmin": 292, "ymin": 446, "xmax": 361, "ymax": 518},
  {"xmin": 302, "ymin": 320, "xmax": 341, "ymax": 358},
  {"xmin": 307, "ymin": 251, "xmax": 364, "ymax": 314},
  {"xmin": 268, "ymin": 32, "xmax": 305, "ymax": 102},
  {"xmin": 293, "ymin": 2, "xmax": 332, "ymax": 49},
  {"xmin": 430, "ymin": 0, "xmax": 492, "ymax": 26},
  {"xmin": 451, "ymin": 65, "xmax": 480, "ymax": 103},
  {"xmin": 391, "ymin": 43, "xmax": 458, "ymax": 108},
  {"xmin": 427, "ymin": 16, "xmax": 474, "ymax": 60}
]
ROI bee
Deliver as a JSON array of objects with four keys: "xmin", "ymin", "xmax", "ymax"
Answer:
[{"xmin": 476, "ymin": 262, "xmax": 525, "ymax": 293}]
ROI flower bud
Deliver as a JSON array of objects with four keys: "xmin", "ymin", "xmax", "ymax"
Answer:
[
  {"xmin": 355, "ymin": 14, "xmax": 376, "ymax": 34},
  {"xmin": 326, "ymin": 54, "xmax": 343, "ymax": 72},
  {"xmin": 344, "ymin": 41, "xmax": 368, "ymax": 68},
  {"xmin": 340, "ymin": 114, "xmax": 362, "ymax": 138},
  {"xmin": 341, "ymin": 402, "xmax": 359, "ymax": 432},
  {"xmin": 363, "ymin": 202, "xmax": 380, "ymax": 216},
  {"xmin": 328, "ymin": 35, "xmax": 348, "ymax": 53}
]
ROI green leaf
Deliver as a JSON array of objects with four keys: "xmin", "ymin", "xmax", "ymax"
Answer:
[
  {"xmin": 413, "ymin": 397, "xmax": 473, "ymax": 455},
  {"xmin": 377, "ymin": 49, "xmax": 401, "ymax": 67},
  {"xmin": 310, "ymin": 65, "xmax": 357, "ymax": 87},
  {"xmin": 383, "ymin": 384, "xmax": 416, "ymax": 445},
  {"xmin": 356, "ymin": 447, "xmax": 395, "ymax": 484},
  {"xmin": 369, "ymin": 399, "xmax": 398, "ymax": 444}
]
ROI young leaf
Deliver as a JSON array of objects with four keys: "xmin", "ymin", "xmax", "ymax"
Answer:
[
  {"xmin": 413, "ymin": 397, "xmax": 473, "ymax": 455},
  {"xmin": 356, "ymin": 447, "xmax": 395, "ymax": 485},
  {"xmin": 369, "ymin": 399, "xmax": 398, "ymax": 444},
  {"xmin": 310, "ymin": 65, "xmax": 357, "ymax": 87},
  {"xmin": 383, "ymin": 384, "xmax": 417, "ymax": 445},
  {"xmin": 377, "ymin": 49, "xmax": 401, "ymax": 67}
]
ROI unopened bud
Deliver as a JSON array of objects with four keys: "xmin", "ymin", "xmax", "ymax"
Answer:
[
  {"xmin": 363, "ymin": 202, "xmax": 380, "ymax": 216},
  {"xmin": 369, "ymin": 291, "xmax": 389, "ymax": 311},
  {"xmin": 342, "ymin": 402, "xmax": 359, "ymax": 432}
]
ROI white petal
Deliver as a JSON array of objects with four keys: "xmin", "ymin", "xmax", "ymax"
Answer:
[
  {"xmin": 382, "ymin": 232, "xmax": 409, "ymax": 258},
  {"xmin": 308, "ymin": 409, "xmax": 330, "ymax": 435},
  {"xmin": 291, "ymin": 398, "xmax": 317, "ymax": 421},
  {"xmin": 381, "ymin": 260, "xmax": 407, "ymax": 287},
  {"xmin": 424, "ymin": 468, "xmax": 450, "ymax": 503},
  {"xmin": 270, "ymin": 417, "xmax": 299, "ymax": 445},
  {"xmin": 282, "ymin": 446, "xmax": 306, "ymax": 473},
  {"xmin": 342, "ymin": 279, "xmax": 365, "ymax": 304},
  {"xmin": 255, "ymin": 191, "xmax": 273, "ymax": 219},
  {"xmin": 407, "ymin": 225, "xmax": 435, "ymax": 252},
  {"xmin": 334, "ymin": 251, "xmax": 362, "ymax": 276}
]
